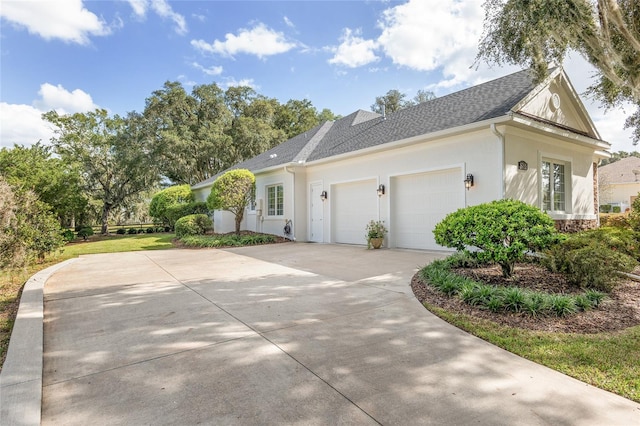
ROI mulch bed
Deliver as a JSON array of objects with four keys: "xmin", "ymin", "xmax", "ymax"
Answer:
[
  {"xmin": 411, "ymin": 263, "xmax": 640, "ymax": 334},
  {"xmin": 173, "ymin": 231, "xmax": 291, "ymax": 249}
]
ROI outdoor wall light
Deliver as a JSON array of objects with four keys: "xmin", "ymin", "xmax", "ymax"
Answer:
[
  {"xmin": 377, "ymin": 184, "xmax": 385, "ymax": 197},
  {"xmin": 320, "ymin": 190, "xmax": 328, "ymax": 201},
  {"xmin": 464, "ymin": 174, "xmax": 474, "ymax": 190}
]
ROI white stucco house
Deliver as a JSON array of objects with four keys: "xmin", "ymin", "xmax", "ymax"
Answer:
[
  {"xmin": 192, "ymin": 68, "xmax": 610, "ymax": 250},
  {"xmin": 598, "ymin": 156, "xmax": 640, "ymax": 212}
]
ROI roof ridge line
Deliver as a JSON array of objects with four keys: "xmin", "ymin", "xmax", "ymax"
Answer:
[{"xmin": 292, "ymin": 121, "xmax": 334, "ymax": 163}]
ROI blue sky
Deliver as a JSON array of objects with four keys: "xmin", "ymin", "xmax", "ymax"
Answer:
[{"xmin": 1, "ymin": 0, "xmax": 637, "ymax": 151}]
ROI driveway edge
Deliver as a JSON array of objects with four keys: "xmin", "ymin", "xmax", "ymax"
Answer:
[{"xmin": 0, "ymin": 258, "xmax": 77, "ymax": 426}]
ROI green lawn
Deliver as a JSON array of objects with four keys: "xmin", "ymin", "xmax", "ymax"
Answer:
[
  {"xmin": 427, "ymin": 304, "xmax": 640, "ymax": 403},
  {"xmin": 0, "ymin": 233, "xmax": 176, "ymax": 370},
  {"xmin": 62, "ymin": 233, "xmax": 175, "ymax": 257}
]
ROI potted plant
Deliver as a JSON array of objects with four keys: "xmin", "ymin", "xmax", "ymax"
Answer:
[{"xmin": 366, "ymin": 220, "xmax": 387, "ymax": 249}]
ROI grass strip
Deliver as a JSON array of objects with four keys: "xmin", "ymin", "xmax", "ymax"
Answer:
[
  {"xmin": 1, "ymin": 233, "xmax": 176, "ymax": 370},
  {"xmin": 425, "ymin": 304, "xmax": 640, "ymax": 403}
]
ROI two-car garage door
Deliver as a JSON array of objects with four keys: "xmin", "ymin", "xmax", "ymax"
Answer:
[
  {"xmin": 330, "ymin": 169, "xmax": 464, "ymax": 250},
  {"xmin": 391, "ymin": 168, "xmax": 464, "ymax": 250}
]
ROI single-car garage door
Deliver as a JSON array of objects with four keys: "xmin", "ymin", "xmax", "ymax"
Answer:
[
  {"xmin": 332, "ymin": 179, "xmax": 378, "ymax": 245},
  {"xmin": 391, "ymin": 168, "xmax": 464, "ymax": 250}
]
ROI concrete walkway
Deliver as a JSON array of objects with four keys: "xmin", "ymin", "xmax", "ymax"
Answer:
[{"xmin": 29, "ymin": 244, "xmax": 640, "ymax": 423}]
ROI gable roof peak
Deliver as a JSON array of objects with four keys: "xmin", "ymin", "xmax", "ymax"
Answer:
[{"xmin": 350, "ymin": 109, "xmax": 382, "ymax": 126}]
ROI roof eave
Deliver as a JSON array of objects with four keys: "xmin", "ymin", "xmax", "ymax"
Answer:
[
  {"xmin": 510, "ymin": 112, "xmax": 610, "ymax": 150},
  {"xmin": 302, "ymin": 115, "xmax": 514, "ymax": 168}
]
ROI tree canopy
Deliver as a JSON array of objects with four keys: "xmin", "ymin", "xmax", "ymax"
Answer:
[
  {"xmin": 0, "ymin": 176, "xmax": 65, "ymax": 269},
  {"xmin": 144, "ymin": 82, "xmax": 339, "ymax": 185},
  {"xmin": 44, "ymin": 109, "xmax": 161, "ymax": 234},
  {"xmin": 371, "ymin": 89, "xmax": 436, "ymax": 114},
  {"xmin": 0, "ymin": 143, "xmax": 87, "ymax": 226},
  {"xmin": 477, "ymin": 0, "xmax": 640, "ymax": 142}
]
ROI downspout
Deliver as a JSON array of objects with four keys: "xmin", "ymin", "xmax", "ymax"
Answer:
[
  {"xmin": 285, "ymin": 164, "xmax": 296, "ymax": 241},
  {"xmin": 490, "ymin": 123, "xmax": 506, "ymax": 199}
]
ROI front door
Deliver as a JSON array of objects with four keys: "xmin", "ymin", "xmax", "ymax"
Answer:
[{"xmin": 310, "ymin": 182, "xmax": 324, "ymax": 242}]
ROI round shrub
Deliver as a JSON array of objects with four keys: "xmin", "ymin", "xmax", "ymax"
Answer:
[
  {"xmin": 146, "ymin": 227, "xmax": 154, "ymax": 233},
  {"xmin": 61, "ymin": 229, "xmax": 75, "ymax": 242},
  {"xmin": 127, "ymin": 228, "xmax": 138, "ymax": 235},
  {"xmin": 175, "ymin": 214, "xmax": 213, "ymax": 238},
  {"xmin": 165, "ymin": 202, "xmax": 209, "ymax": 229},
  {"xmin": 76, "ymin": 226, "xmax": 94, "ymax": 240},
  {"xmin": 116, "ymin": 228, "xmax": 126, "ymax": 235},
  {"xmin": 149, "ymin": 185, "xmax": 195, "ymax": 226},
  {"xmin": 433, "ymin": 199, "xmax": 561, "ymax": 277}
]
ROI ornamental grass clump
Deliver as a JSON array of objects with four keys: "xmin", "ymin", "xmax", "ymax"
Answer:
[{"xmin": 418, "ymin": 256, "xmax": 608, "ymax": 318}]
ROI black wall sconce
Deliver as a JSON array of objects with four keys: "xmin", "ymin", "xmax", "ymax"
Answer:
[
  {"xmin": 377, "ymin": 184, "xmax": 385, "ymax": 197},
  {"xmin": 320, "ymin": 190, "xmax": 328, "ymax": 201},
  {"xmin": 464, "ymin": 174, "xmax": 474, "ymax": 190}
]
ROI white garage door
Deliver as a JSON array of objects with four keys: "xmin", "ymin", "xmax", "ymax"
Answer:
[
  {"xmin": 332, "ymin": 179, "xmax": 378, "ymax": 245},
  {"xmin": 391, "ymin": 168, "xmax": 464, "ymax": 250}
]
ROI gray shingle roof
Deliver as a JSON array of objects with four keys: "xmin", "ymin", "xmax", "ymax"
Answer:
[
  {"xmin": 307, "ymin": 68, "xmax": 537, "ymax": 161},
  {"xmin": 599, "ymin": 156, "xmax": 640, "ymax": 184},
  {"xmin": 193, "ymin": 69, "xmax": 550, "ymax": 188}
]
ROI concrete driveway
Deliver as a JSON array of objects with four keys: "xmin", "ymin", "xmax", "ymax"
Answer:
[{"xmin": 39, "ymin": 243, "xmax": 639, "ymax": 425}]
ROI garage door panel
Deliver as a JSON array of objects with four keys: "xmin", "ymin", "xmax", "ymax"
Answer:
[
  {"xmin": 333, "ymin": 180, "xmax": 377, "ymax": 245},
  {"xmin": 391, "ymin": 168, "xmax": 464, "ymax": 250}
]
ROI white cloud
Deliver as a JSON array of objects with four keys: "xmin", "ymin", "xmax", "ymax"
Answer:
[
  {"xmin": 0, "ymin": 103, "xmax": 54, "ymax": 148},
  {"xmin": 126, "ymin": 0, "xmax": 187, "ymax": 35},
  {"xmin": 1, "ymin": 84, "xmax": 98, "ymax": 148},
  {"xmin": 328, "ymin": 28, "xmax": 379, "ymax": 68},
  {"xmin": 284, "ymin": 16, "xmax": 295, "ymax": 28},
  {"xmin": 127, "ymin": 0, "xmax": 148, "ymax": 17},
  {"xmin": 191, "ymin": 23, "xmax": 296, "ymax": 58},
  {"xmin": 377, "ymin": 0, "xmax": 484, "ymax": 86},
  {"xmin": 589, "ymin": 104, "xmax": 637, "ymax": 152},
  {"xmin": 33, "ymin": 83, "xmax": 98, "ymax": 115},
  {"xmin": 222, "ymin": 78, "xmax": 258, "ymax": 89},
  {"xmin": 0, "ymin": 0, "xmax": 110, "ymax": 45},
  {"xmin": 562, "ymin": 54, "xmax": 638, "ymax": 152},
  {"xmin": 192, "ymin": 62, "xmax": 223, "ymax": 76}
]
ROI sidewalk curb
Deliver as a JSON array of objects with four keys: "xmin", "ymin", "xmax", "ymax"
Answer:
[{"xmin": 0, "ymin": 259, "xmax": 77, "ymax": 426}]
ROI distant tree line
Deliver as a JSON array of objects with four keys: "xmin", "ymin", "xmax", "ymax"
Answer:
[{"xmin": 599, "ymin": 151, "xmax": 640, "ymax": 166}]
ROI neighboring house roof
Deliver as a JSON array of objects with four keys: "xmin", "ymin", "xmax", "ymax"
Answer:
[
  {"xmin": 599, "ymin": 156, "xmax": 640, "ymax": 184},
  {"xmin": 193, "ymin": 67, "xmax": 599, "ymax": 189}
]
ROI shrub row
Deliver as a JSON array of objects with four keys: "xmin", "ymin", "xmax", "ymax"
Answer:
[
  {"xmin": 180, "ymin": 233, "xmax": 276, "ymax": 248},
  {"xmin": 599, "ymin": 205, "xmax": 622, "ymax": 213},
  {"xmin": 115, "ymin": 226, "xmax": 169, "ymax": 235},
  {"xmin": 420, "ymin": 259, "xmax": 606, "ymax": 317}
]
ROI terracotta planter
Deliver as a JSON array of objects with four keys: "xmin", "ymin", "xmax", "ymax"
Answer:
[{"xmin": 369, "ymin": 237, "xmax": 384, "ymax": 249}]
